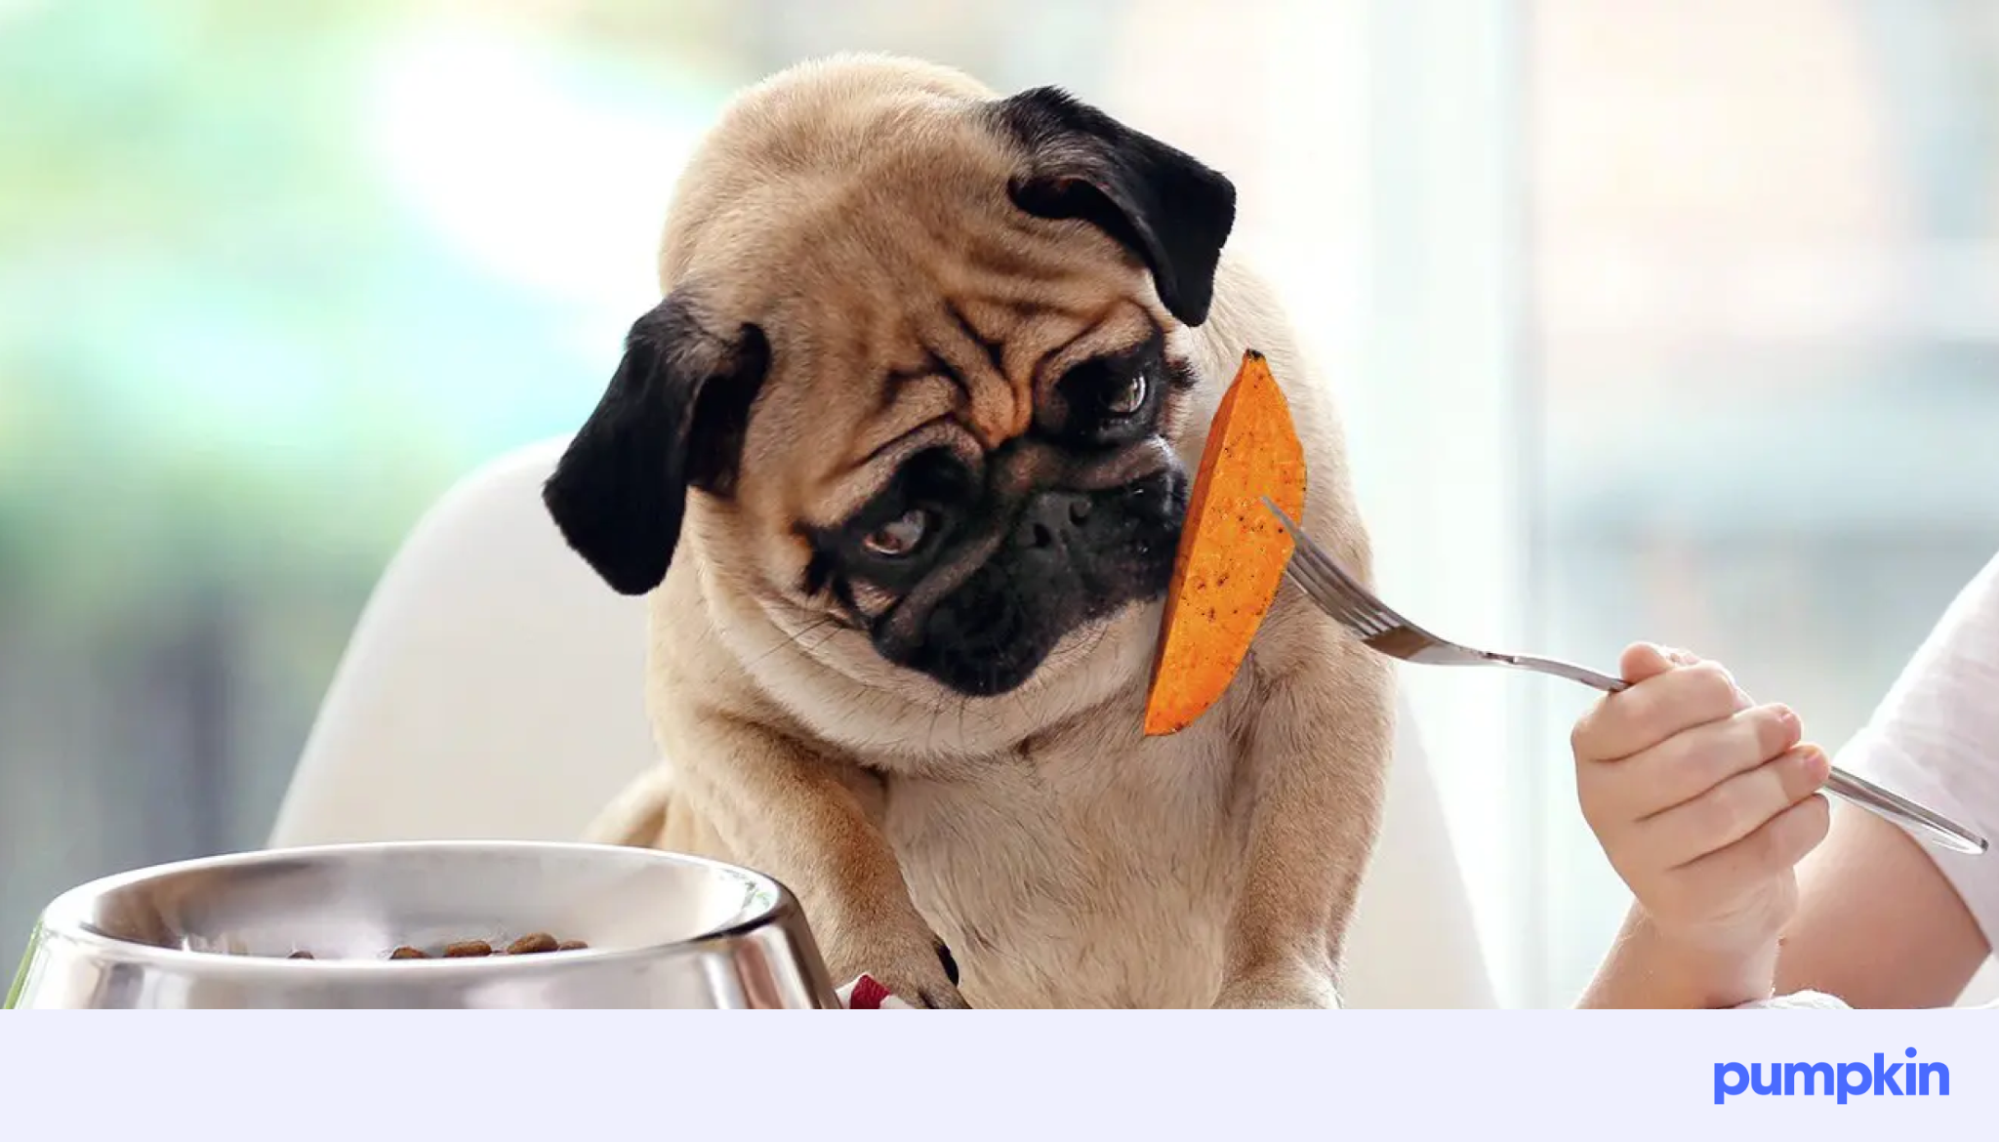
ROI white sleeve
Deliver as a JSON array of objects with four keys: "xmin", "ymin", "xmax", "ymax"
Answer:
[
  {"xmin": 1835, "ymin": 549, "xmax": 1999, "ymax": 951},
  {"xmin": 1736, "ymin": 990, "xmax": 1852, "ymax": 1009},
  {"xmin": 1738, "ymin": 992, "xmax": 1999, "ymax": 1010}
]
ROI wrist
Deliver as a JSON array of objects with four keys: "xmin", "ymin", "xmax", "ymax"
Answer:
[
  {"xmin": 1645, "ymin": 912, "xmax": 1780, "ymax": 1006},
  {"xmin": 1581, "ymin": 907, "xmax": 1779, "ymax": 1009}
]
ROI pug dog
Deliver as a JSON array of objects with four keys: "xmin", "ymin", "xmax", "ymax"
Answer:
[{"xmin": 543, "ymin": 53, "xmax": 1395, "ymax": 1008}]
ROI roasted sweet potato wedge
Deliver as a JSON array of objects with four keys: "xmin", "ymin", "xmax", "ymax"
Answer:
[{"xmin": 1143, "ymin": 350, "xmax": 1306, "ymax": 736}]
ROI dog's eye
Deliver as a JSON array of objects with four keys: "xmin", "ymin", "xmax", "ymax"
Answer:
[
  {"xmin": 1104, "ymin": 371, "xmax": 1148, "ymax": 417},
  {"xmin": 860, "ymin": 509, "xmax": 931, "ymax": 558}
]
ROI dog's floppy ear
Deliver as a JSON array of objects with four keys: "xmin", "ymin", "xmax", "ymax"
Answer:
[
  {"xmin": 991, "ymin": 86, "xmax": 1236, "ymax": 327},
  {"xmin": 542, "ymin": 292, "xmax": 770, "ymax": 596}
]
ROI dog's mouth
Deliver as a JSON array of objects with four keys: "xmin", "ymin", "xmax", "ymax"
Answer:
[{"xmin": 876, "ymin": 466, "xmax": 1188, "ymax": 697}]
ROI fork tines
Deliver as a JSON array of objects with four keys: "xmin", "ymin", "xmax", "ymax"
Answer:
[{"xmin": 1261, "ymin": 497, "xmax": 1404, "ymax": 641}]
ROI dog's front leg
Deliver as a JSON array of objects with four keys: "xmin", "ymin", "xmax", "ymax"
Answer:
[
  {"xmin": 1211, "ymin": 624, "xmax": 1397, "ymax": 1009},
  {"xmin": 678, "ymin": 711, "xmax": 967, "ymax": 1009}
]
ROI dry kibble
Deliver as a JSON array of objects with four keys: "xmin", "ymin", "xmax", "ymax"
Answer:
[
  {"xmin": 265, "ymin": 933, "xmax": 585, "ymax": 960},
  {"xmin": 506, "ymin": 932, "xmax": 560, "ymax": 955}
]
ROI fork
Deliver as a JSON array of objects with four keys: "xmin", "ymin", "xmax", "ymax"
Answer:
[{"xmin": 1263, "ymin": 497, "xmax": 1989, "ymax": 857}]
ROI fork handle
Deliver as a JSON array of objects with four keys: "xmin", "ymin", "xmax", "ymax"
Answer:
[
  {"xmin": 1490, "ymin": 651, "xmax": 1988, "ymax": 855},
  {"xmin": 1820, "ymin": 769, "xmax": 1987, "ymax": 855},
  {"xmin": 1488, "ymin": 652, "xmax": 1630, "ymax": 693}
]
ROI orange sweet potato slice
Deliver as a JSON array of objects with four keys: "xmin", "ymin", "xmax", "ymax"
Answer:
[{"xmin": 1143, "ymin": 349, "xmax": 1306, "ymax": 736}]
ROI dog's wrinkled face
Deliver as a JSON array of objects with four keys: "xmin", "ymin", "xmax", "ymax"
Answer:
[
  {"xmin": 797, "ymin": 329, "xmax": 1193, "ymax": 695},
  {"xmin": 543, "ymin": 57, "xmax": 1236, "ymax": 699}
]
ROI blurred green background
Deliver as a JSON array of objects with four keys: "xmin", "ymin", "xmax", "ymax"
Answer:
[{"xmin": 0, "ymin": 0, "xmax": 1122, "ymax": 963}]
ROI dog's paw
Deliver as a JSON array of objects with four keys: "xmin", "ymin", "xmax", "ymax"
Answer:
[
  {"xmin": 1211, "ymin": 961, "xmax": 1341, "ymax": 1009},
  {"xmin": 829, "ymin": 934, "xmax": 970, "ymax": 1009}
]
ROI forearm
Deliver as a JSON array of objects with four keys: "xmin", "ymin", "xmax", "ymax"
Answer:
[
  {"xmin": 1578, "ymin": 906, "xmax": 1776, "ymax": 1009},
  {"xmin": 1776, "ymin": 806, "xmax": 1989, "ymax": 1008}
]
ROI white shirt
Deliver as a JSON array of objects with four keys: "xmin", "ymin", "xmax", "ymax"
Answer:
[{"xmin": 1748, "ymin": 549, "xmax": 1999, "ymax": 1009}]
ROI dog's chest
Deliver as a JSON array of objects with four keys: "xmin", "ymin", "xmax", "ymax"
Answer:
[{"xmin": 880, "ymin": 715, "xmax": 1245, "ymax": 1008}]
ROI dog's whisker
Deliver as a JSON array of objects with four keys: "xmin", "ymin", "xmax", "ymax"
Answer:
[
  {"xmin": 801, "ymin": 623, "xmax": 848, "ymax": 662},
  {"xmin": 925, "ymin": 696, "xmax": 945, "ymax": 754},
  {"xmin": 746, "ymin": 617, "xmax": 838, "ymax": 669},
  {"xmin": 1082, "ymin": 615, "xmax": 1113, "ymax": 661}
]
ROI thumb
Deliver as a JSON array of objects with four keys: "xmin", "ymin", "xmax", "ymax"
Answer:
[{"xmin": 1618, "ymin": 642, "xmax": 1681, "ymax": 685}]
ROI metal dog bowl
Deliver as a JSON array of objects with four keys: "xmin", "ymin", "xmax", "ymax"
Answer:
[{"xmin": 6, "ymin": 841, "xmax": 840, "ymax": 1009}]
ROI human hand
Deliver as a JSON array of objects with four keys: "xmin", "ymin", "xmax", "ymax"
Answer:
[{"xmin": 1573, "ymin": 644, "xmax": 1832, "ymax": 961}]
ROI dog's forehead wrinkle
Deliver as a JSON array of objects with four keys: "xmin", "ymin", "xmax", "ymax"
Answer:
[
  {"xmin": 809, "ymin": 419, "xmax": 979, "ymax": 529},
  {"xmin": 925, "ymin": 300, "xmax": 1160, "ymax": 454},
  {"xmin": 1036, "ymin": 308, "xmax": 1158, "ymax": 382},
  {"xmin": 855, "ymin": 381, "xmax": 962, "ymax": 465},
  {"xmin": 908, "ymin": 305, "xmax": 1008, "ymax": 445}
]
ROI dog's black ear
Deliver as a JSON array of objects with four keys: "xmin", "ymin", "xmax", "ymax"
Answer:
[
  {"xmin": 542, "ymin": 293, "xmax": 770, "ymax": 596},
  {"xmin": 991, "ymin": 86, "xmax": 1236, "ymax": 327}
]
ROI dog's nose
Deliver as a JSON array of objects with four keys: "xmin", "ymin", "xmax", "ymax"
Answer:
[{"xmin": 1011, "ymin": 491, "xmax": 1094, "ymax": 551}]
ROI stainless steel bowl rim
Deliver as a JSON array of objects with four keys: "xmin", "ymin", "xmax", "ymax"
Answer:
[{"xmin": 35, "ymin": 839, "xmax": 802, "ymax": 979}]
